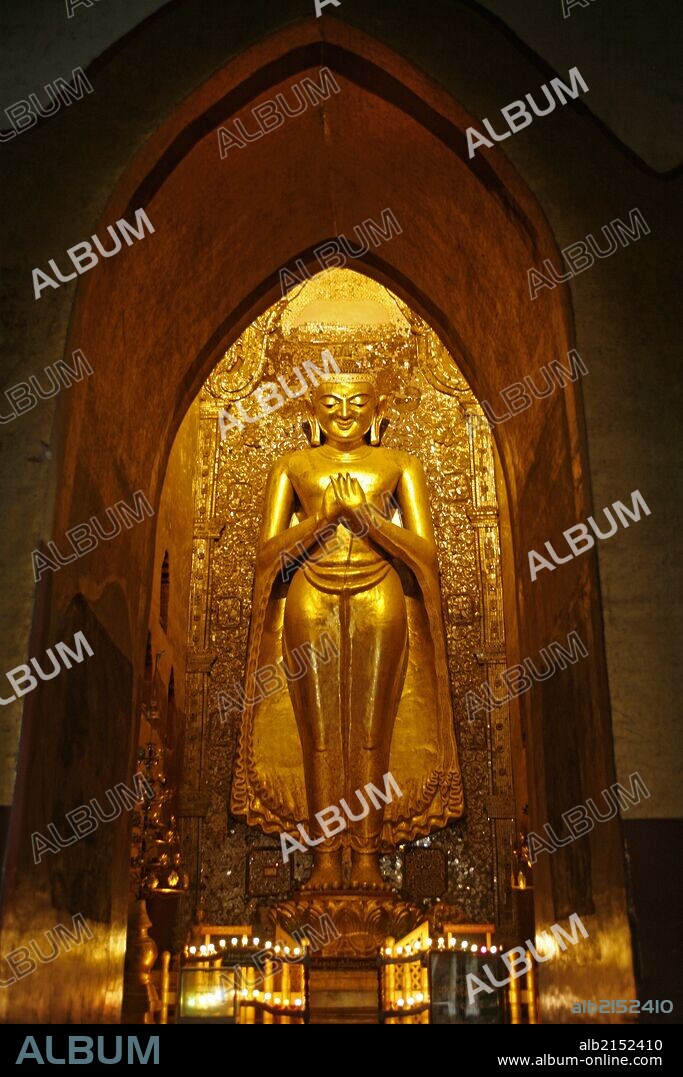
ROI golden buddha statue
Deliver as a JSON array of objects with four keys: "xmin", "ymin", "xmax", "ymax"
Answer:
[{"xmin": 231, "ymin": 365, "xmax": 464, "ymax": 890}]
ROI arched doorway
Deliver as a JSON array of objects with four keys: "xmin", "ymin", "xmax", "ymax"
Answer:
[
  {"xmin": 1, "ymin": 17, "xmax": 630, "ymax": 1022},
  {"xmin": 143, "ymin": 267, "xmax": 521, "ymax": 943}
]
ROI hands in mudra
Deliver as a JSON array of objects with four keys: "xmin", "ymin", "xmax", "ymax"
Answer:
[{"xmin": 322, "ymin": 473, "xmax": 370, "ymax": 533}]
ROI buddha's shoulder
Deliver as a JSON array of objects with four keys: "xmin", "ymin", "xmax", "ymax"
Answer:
[
  {"xmin": 375, "ymin": 446, "xmax": 423, "ymax": 470},
  {"xmin": 270, "ymin": 448, "xmax": 313, "ymax": 474},
  {"xmin": 284, "ymin": 447, "xmax": 314, "ymax": 465}
]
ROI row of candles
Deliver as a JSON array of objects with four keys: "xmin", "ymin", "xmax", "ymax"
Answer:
[
  {"xmin": 181, "ymin": 931, "xmax": 502, "ymax": 1019},
  {"xmin": 183, "ymin": 987, "xmax": 304, "ymax": 1011},
  {"xmin": 179, "ymin": 934, "xmax": 303, "ymax": 1016},
  {"xmin": 389, "ymin": 992, "xmax": 427, "ymax": 1011},
  {"xmin": 183, "ymin": 933, "xmax": 497, "ymax": 961},
  {"xmin": 382, "ymin": 935, "xmax": 498, "ymax": 958},
  {"xmin": 382, "ymin": 934, "xmax": 500, "ymax": 1017},
  {"xmin": 183, "ymin": 936, "xmax": 306, "ymax": 959}
]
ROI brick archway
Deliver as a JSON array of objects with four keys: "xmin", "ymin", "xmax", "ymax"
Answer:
[{"xmin": 60, "ymin": 15, "xmax": 583, "ymax": 671}]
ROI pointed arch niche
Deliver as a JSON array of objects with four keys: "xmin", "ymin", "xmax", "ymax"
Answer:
[{"xmin": 161, "ymin": 268, "xmax": 521, "ymax": 928}]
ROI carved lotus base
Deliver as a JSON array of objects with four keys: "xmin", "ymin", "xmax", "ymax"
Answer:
[{"xmin": 269, "ymin": 890, "xmax": 429, "ymax": 958}]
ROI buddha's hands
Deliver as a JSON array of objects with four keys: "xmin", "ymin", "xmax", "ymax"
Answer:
[
  {"xmin": 330, "ymin": 473, "xmax": 370, "ymax": 534},
  {"xmin": 321, "ymin": 479, "xmax": 343, "ymax": 526},
  {"xmin": 331, "ymin": 473, "xmax": 366, "ymax": 510},
  {"xmin": 320, "ymin": 474, "xmax": 367, "ymax": 529}
]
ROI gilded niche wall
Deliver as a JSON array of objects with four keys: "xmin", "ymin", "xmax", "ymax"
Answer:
[{"xmin": 174, "ymin": 270, "xmax": 520, "ymax": 931}]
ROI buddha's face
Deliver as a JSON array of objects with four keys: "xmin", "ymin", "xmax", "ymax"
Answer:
[{"xmin": 313, "ymin": 380, "xmax": 376, "ymax": 444}]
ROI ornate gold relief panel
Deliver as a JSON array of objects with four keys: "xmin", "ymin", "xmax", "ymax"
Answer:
[{"xmin": 179, "ymin": 271, "xmax": 515, "ymax": 926}]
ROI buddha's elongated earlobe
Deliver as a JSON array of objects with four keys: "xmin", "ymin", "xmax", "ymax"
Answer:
[
  {"xmin": 309, "ymin": 415, "xmax": 322, "ymax": 447},
  {"xmin": 304, "ymin": 405, "xmax": 322, "ymax": 446},
  {"xmin": 369, "ymin": 396, "xmax": 387, "ymax": 445}
]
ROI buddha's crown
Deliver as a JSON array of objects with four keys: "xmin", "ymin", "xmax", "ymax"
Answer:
[{"xmin": 317, "ymin": 349, "xmax": 377, "ymax": 383}]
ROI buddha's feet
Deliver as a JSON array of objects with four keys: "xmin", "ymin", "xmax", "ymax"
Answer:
[
  {"xmin": 302, "ymin": 852, "xmax": 343, "ymax": 891},
  {"xmin": 348, "ymin": 853, "xmax": 389, "ymax": 890}
]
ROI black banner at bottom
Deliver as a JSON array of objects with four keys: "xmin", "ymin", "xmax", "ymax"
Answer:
[{"xmin": 0, "ymin": 1021, "xmax": 677, "ymax": 1068}]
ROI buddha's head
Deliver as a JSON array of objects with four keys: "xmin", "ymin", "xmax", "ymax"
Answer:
[{"xmin": 308, "ymin": 372, "xmax": 384, "ymax": 449}]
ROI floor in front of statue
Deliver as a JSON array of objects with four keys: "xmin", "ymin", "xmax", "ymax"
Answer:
[{"xmin": 309, "ymin": 964, "xmax": 379, "ymax": 1024}]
